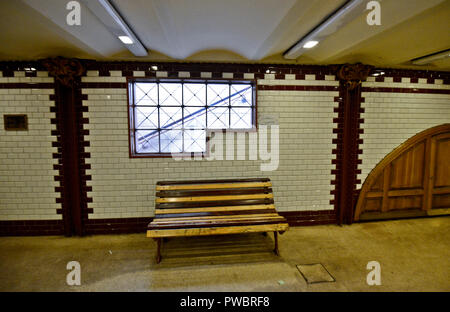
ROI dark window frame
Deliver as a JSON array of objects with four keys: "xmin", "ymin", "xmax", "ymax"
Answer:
[{"xmin": 127, "ymin": 77, "xmax": 257, "ymax": 158}]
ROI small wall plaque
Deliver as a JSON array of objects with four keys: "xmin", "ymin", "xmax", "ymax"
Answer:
[{"xmin": 4, "ymin": 114, "xmax": 28, "ymax": 131}]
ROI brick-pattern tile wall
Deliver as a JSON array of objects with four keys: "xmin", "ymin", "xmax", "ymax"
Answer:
[
  {"xmin": 358, "ymin": 77, "xmax": 450, "ymax": 188},
  {"xmin": 81, "ymin": 70, "xmax": 339, "ymax": 219},
  {"xmin": 0, "ymin": 71, "xmax": 61, "ymax": 220}
]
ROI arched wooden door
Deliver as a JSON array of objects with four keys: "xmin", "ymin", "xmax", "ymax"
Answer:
[{"xmin": 354, "ymin": 124, "xmax": 450, "ymax": 221}]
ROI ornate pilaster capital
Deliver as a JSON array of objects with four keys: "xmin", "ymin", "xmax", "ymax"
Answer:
[
  {"xmin": 41, "ymin": 57, "xmax": 85, "ymax": 86},
  {"xmin": 336, "ymin": 63, "xmax": 374, "ymax": 90}
]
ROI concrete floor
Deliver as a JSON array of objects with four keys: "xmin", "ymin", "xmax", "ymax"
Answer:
[{"xmin": 0, "ymin": 217, "xmax": 449, "ymax": 292}]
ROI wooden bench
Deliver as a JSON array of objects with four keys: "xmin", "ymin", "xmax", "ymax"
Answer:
[{"xmin": 147, "ymin": 178, "xmax": 289, "ymax": 263}]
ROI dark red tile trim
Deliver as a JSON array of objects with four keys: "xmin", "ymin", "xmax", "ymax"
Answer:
[
  {"xmin": 361, "ymin": 87, "xmax": 450, "ymax": 94},
  {"xmin": 83, "ymin": 217, "xmax": 152, "ymax": 234},
  {"xmin": 330, "ymin": 87, "xmax": 345, "ymax": 218},
  {"xmin": 0, "ymin": 83, "xmax": 54, "ymax": 89},
  {"xmin": 84, "ymin": 61, "xmax": 337, "ymax": 77},
  {"xmin": 79, "ymin": 83, "xmax": 340, "ymax": 92},
  {"xmin": 279, "ymin": 210, "xmax": 336, "ymax": 226},
  {"xmin": 81, "ymin": 82, "xmax": 127, "ymax": 89},
  {"xmin": 332, "ymin": 80, "xmax": 365, "ymax": 225},
  {"xmin": 258, "ymin": 85, "xmax": 339, "ymax": 91},
  {"xmin": 0, "ymin": 220, "xmax": 64, "ymax": 236},
  {"xmin": 374, "ymin": 68, "xmax": 450, "ymax": 82}
]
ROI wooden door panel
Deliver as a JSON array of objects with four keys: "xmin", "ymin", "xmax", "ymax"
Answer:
[
  {"xmin": 432, "ymin": 194, "xmax": 450, "ymax": 209},
  {"xmin": 433, "ymin": 135, "xmax": 450, "ymax": 188},
  {"xmin": 355, "ymin": 124, "xmax": 450, "ymax": 221},
  {"xmin": 389, "ymin": 142, "xmax": 425, "ymax": 190},
  {"xmin": 387, "ymin": 196, "xmax": 422, "ymax": 211}
]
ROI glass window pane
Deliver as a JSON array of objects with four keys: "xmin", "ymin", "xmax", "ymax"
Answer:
[
  {"xmin": 231, "ymin": 84, "xmax": 252, "ymax": 106},
  {"xmin": 207, "ymin": 107, "xmax": 229, "ymax": 129},
  {"xmin": 160, "ymin": 106, "xmax": 182, "ymax": 129},
  {"xmin": 230, "ymin": 107, "xmax": 252, "ymax": 128},
  {"xmin": 160, "ymin": 130, "xmax": 183, "ymax": 153},
  {"xmin": 207, "ymin": 84, "xmax": 229, "ymax": 106},
  {"xmin": 135, "ymin": 130, "xmax": 159, "ymax": 153},
  {"xmin": 183, "ymin": 106, "xmax": 206, "ymax": 129},
  {"xmin": 184, "ymin": 130, "xmax": 205, "ymax": 153},
  {"xmin": 135, "ymin": 106, "xmax": 158, "ymax": 129},
  {"xmin": 131, "ymin": 81, "xmax": 255, "ymax": 155},
  {"xmin": 135, "ymin": 83, "xmax": 158, "ymax": 105},
  {"xmin": 159, "ymin": 83, "xmax": 182, "ymax": 106},
  {"xmin": 184, "ymin": 83, "xmax": 206, "ymax": 106}
]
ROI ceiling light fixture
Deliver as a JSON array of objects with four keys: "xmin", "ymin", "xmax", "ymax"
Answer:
[
  {"xmin": 303, "ymin": 41, "xmax": 319, "ymax": 49},
  {"xmin": 81, "ymin": 0, "xmax": 147, "ymax": 56},
  {"xmin": 118, "ymin": 36, "xmax": 133, "ymax": 45},
  {"xmin": 284, "ymin": 0, "xmax": 365, "ymax": 59},
  {"xmin": 411, "ymin": 49, "xmax": 450, "ymax": 65}
]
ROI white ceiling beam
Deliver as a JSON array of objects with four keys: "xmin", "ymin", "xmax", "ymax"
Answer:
[
  {"xmin": 412, "ymin": 49, "xmax": 450, "ymax": 65},
  {"xmin": 81, "ymin": 0, "xmax": 148, "ymax": 57},
  {"xmin": 22, "ymin": 0, "xmax": 123, "ymax": 57},
  {"xmin": 283, "ymin": 0, "xmax": 365, "ymax": 59}
]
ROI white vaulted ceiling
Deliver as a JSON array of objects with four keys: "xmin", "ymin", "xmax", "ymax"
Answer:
[{"xmin": 0, "ymin": 0, "xmax": 449, "ymax": 70}]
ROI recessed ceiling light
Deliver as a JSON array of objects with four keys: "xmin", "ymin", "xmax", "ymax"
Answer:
[
  {"xmin": 118, "ymin": 36, "xmax": 133, "ymax": 45},
  {"xmin": 303, "ymin": 40, "xmax": 319, "ymax": 49}
]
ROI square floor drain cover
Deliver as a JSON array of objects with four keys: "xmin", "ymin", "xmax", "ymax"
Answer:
[{"xmin": 296, "ymin": 263, "xmax": 335, "ymax": 284}]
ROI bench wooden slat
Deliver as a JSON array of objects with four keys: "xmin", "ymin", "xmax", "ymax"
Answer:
[
  {"xmin": 147, "ymin": 223, "xmax": 288, "ymax": 238},
  {"xmin": 155, "ymin": 209, "xmax": 277, "ymax": 219},
  {"xmin": 156, "ymin": 178, "xmax": 270, "ymax": 185},
  {"xmin": 149, "ymin": 219, "xmax": 285, "ymax": 230},
  {"xmin": 155, "ymin": 204, "xmax": 275, "ymax": 214},
  {"xmin": 156, "ymin": 193, "xmax": 273, "ymax": 203},
  {"xmin": 156, "ymin": 182, "xmax": 272, "ymax": 191},
  {"xmin": 156, "ymin": 187, "xmax": 272, "ymax": 198},
  {"xmin": 152, "ymin": 213, "xmax": 282, "ymax": 223},
  {"xmin": 156, "ymin": 198, "xmax": 274, "ymax": 209}
]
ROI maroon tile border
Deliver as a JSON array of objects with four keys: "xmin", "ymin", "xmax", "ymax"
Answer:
[
  {"xmin": 79, "ymin": 83, "xmax": 340, "ymax": 91},
  {"xmin": 258, "ymin": 85, "xmax": 339, "ymax": 91},
  {"xmin": 332, "ymin": 81, "xmax": 365, "ymax": 225},
  {"xmin": 75, "ymin": 86, "xmax": 92, "ymax": 226},
  {"xmin": 330, "ymin": 90, "xmax": 344, "ymax": 213},
  {"xmin": 0, "ymin": 220, "xmax": 64, "ymax": 236},
  {"xmin": 83, "ymin": 217, "xmax": 152, "ymax": 234},
  {"xmin": 84, "ymin": 61, "xmax": 337, "ymax": 77},
  {"xmin": 374, "ymin": 68, "xmax": 450, "ymax": 83},
  {"xmin": 0, "ymin": 83, "xmax": 54, "ymax": 89},
  {"xmin": 361, "ymin": 87, "xmax": 450, "ymax": 94},
  {"xmin": 279, "ymin": 210, "xmax": 336, "ymax": 226},
  {"xmin": 81, "ymin": 82, "xmax": 127, "ymax": 89}
]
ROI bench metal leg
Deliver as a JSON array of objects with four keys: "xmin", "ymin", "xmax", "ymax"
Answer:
[
  {"xmin": 273, "ymin": 231, "xmax": 279, "ymax": 256},
  {"xmin": 155, "ymin": 238, "xmax": 162, "ymax": 264}
]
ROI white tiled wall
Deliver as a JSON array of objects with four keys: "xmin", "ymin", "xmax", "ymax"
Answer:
[
  {"xmin": 359, "ymin": 79, "xmax": 450, "ymax": 188},
  {"xmin": 0, "ymin": 72, "xmax": 60, "ymax": 220},
  {"xmin": 82, "ymin": 73, "xmax": 338, "ymax": 219}
]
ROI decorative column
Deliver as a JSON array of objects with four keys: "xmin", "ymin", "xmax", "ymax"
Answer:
[
  {"xmin": 42, "ymin": 57, "xmax": 86, "ymax": 236},
  {"xmin": 335, "ymin": 63, "xmax": 373, "ymax": 225}
]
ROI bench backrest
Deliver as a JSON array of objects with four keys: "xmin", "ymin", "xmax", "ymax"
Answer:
[{"xmin": 154, "ymin": 178, "xmax": 277, "ymax": 219}]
